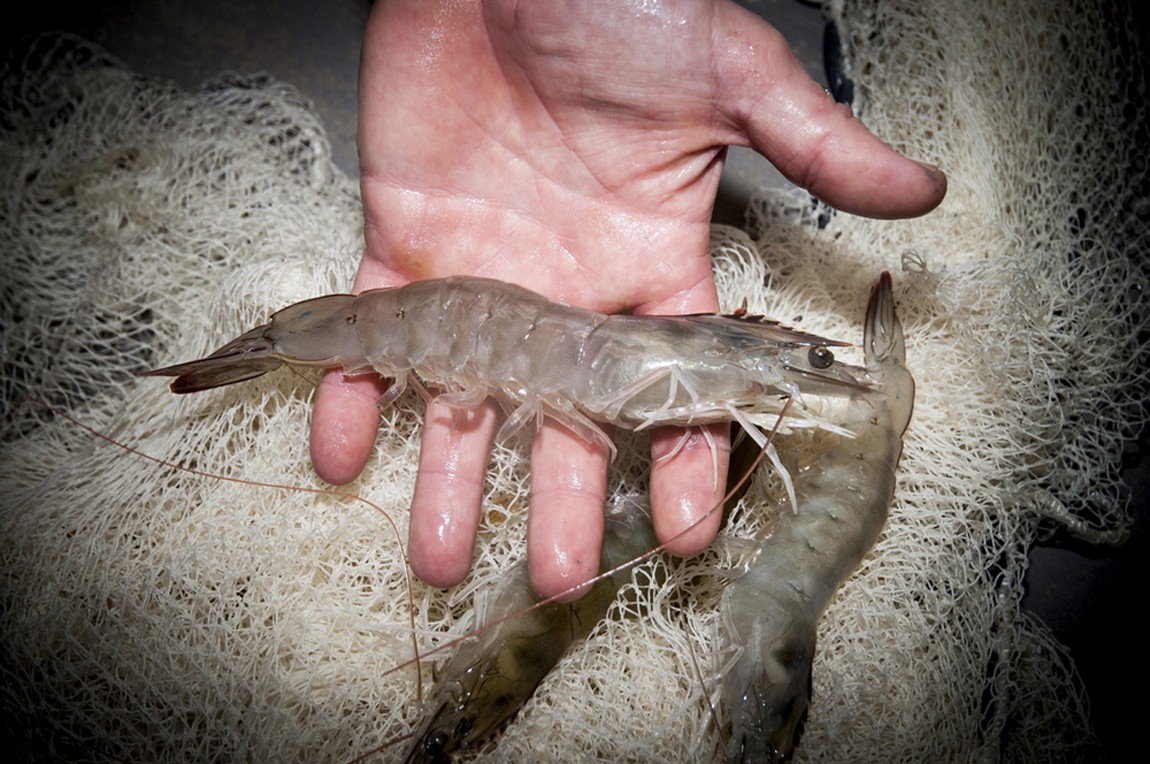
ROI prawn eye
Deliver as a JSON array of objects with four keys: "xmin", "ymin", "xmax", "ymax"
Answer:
[
  {"xmin": 808, "ymin": 345, "xmax": 835, "ymax": 369},
  {"xmin": 424, "ymin": 731, "xmax": 450, "ymax": 756}
]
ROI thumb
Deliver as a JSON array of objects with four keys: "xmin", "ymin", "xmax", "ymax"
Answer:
[{"xmin": 714, "ymin": 6, "xmax": 945, "ymax": 219}]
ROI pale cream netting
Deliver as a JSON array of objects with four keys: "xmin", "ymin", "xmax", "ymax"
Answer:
[{"xmin": 1, "ymin": 1, "xmax": 1146, "ymax": 761}]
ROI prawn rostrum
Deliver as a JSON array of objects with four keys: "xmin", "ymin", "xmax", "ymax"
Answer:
[{"xmin": 143, "ymin": 276, "xmax": 871, "ymax": 453}]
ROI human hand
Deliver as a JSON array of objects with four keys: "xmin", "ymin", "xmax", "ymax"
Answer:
[{"xmin": 310, "ymin": 0, "xmax": 946, "ymax": 601}]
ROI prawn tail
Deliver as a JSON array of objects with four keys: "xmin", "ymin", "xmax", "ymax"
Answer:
[
  {"xmin": 139, "ymin": 324, "xmax": 284, "ymax": 393},
  {"xmin": 865, "ymin": 272, "xmax": 905, "ymax": 366}
]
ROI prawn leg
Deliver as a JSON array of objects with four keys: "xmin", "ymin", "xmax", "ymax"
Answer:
[{"xmin": 494, "ymin": 395, "xmax": 617, "ymax": 459}]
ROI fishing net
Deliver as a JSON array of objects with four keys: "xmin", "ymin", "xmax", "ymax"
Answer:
[{"xmin": 1, "ymin": 0, "xmax": 1145, "ymax": 760}]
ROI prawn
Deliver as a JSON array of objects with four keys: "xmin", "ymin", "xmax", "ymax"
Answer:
[
  {"xmin": 403, "ymin": 499, "xmax": 659, "ymax": 763},
  {"xmin": 718, "ymin": 272, "xmax": 915, "ymax": 762},
  {"xmin": 140, "ymin": 276, "xmax": 872, "ymax": 455}
]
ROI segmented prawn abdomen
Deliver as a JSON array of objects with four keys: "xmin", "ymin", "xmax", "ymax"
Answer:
[{"xmin": 476, "ymin": 291, "xmax": 603, "ymax": 405}]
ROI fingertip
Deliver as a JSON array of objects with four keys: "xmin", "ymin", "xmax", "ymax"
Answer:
[
  {"xmin": 407, "ymin": 507, "xmax": 476, "ymax": 589},
  {"xmin": 527, "ymin": 422, "xmax": 609, "ymax": 602},
  {"xmin": 310, "ymin": 370, "xmax": 385, "ymax": 485},
  {"xmin": 912, "ymin": 159, "xmax": 948, "ymax": 214},
  {"xmin": 407, "ymin": 399, "xmax": 498, "ymax": 589},
  {"xmin": 408, "ymin": 468, "xmax": 482, "ymax": 588},
  {"xmin": 527, "ymin": 514, "xmax": 604, "ymax": 602},
  {"xmin": 649, "ymin": 424, "xmax": 728, "ymax": 556},
  {"xmin": 798, "ymin": 132, "xmax": 949, "ymax": 219},
  {"xmin": 782, "ymin": 113, "xmax": 949, "ymax": 219}
]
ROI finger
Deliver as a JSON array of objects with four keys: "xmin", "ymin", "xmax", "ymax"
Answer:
[
  {"xmin": 527, "ymin": 420, "xmax": 610, "ymax": 602},
  {"xmin": 649, "ymin": 423, "xmax": 729, "ymax": 555},
  {"xmin": 309, "ymin": 228, "xmax": 411, "ymax": 482},
  {"xmin": 407, "ymin": 398, "xmax": 500, "ymax": 588},
  {"xmin": 310, "ymin": 369, "xmax": 386, "ymax": 485},
  {"xmin": 714, "ymin": 6, "xmax": 946, "ymax": 219},
  {"xmin": 632, "ymin": 273, "xmax": 726, "ymax": 556}
]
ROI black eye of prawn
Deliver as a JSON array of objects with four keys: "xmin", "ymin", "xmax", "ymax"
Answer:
[
  {"xmin": 424, "ymin": 731, "xmax": 450, "ymax": 757},
  {"xmin": 808, "ymin": 345, "xmax": 835, "ymax": 369}
]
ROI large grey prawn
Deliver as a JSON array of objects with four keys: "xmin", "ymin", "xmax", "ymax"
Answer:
[
  {"xmin": 719, "ymin": 272, "xmax": 914, "ymax": 762},
  {"xmin": 142, "ymin": 276, "xmax": 872, "ymax": 455}
]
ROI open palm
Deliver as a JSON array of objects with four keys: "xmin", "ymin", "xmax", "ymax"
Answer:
[{"xmin": 310, "ymin": 0, "xmax": 945, "ymax": 600}]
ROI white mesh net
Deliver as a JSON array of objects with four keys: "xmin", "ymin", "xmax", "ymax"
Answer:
[{"xmin": 1, "ymin": 1, "xmax": 1146, "ymax": 760}]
